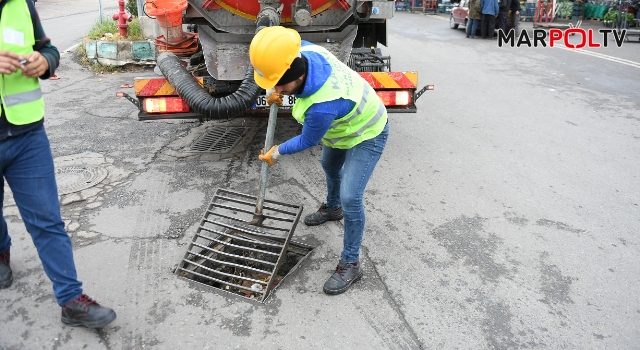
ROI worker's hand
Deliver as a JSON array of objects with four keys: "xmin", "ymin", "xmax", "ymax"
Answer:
[
  {"xmin": 266, "ymin": 89, "xmax": 283, "ymax": 106},
  {"xmin": 20, "ymin": 51, "xmax": 49, "ymax": 78},
  {"xmin": 0, "ymin": 50, "xmax": 22, "ymax": 75},
  {"xmin": 259, "ymin": 145, "xmax": 280, "ymax": 167}
]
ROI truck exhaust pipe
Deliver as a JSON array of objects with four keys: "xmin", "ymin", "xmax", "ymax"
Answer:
[
  {"xmin": 153, "ymin": 2, "xmax": 290, "ymax": 119},
  {"xmin": 156, "ymin": 52, "xmax": 261, "ymax": 120}
]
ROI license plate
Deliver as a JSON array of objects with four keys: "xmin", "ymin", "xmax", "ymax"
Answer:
[{"xmin": 254, "ymin": 94, "xmax": 297, "ymax": 108}]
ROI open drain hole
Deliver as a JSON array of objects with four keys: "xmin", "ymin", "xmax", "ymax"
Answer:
[
  {"xmin": 179, "ymin": 236, "xmax": 309, "ymax": 301},
  {"xmin": 176, "ymin": 188, "xmax": 314, "ymax": 303},
  {"xmin": 189, "ymin": 126, "xmax": 249, "ymax": 153}
]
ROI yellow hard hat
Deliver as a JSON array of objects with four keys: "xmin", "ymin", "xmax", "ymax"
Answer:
[{"xmin": 250, "ymin": 26, "xmax": 302, "ymax": 89}]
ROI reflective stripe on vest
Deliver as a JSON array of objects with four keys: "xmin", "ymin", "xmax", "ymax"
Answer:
[
  {"xmin": 292, "ymin": 45, "xmax": 387, "ymax": 149},
  {"xmin": 4, "ymin": 87, "xmax": 43, "ymax": 107},
  {"xmin": 0, "ymin": 0, "xmax": 45, "ymax": 125}
]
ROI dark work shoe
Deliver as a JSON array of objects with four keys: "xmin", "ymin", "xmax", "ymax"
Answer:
[
  {"xmin": 304, "ymin": 203, "xmax": 343, "ymax": 226},
  {"xmin": 0, "ymin": 248, "xmax": 12, "ymax": 289},
  {"xmin": 323, "ymin": 260, "xmax": 363, "ymax": 295},
  {"xmin": 61, "ymin": 294, "xmax": 116, "ymax": 328}
]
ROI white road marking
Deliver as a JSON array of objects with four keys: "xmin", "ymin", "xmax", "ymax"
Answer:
[{"xmin": 556, "ymin": 44, "xmax": 640, "ymax": 69}]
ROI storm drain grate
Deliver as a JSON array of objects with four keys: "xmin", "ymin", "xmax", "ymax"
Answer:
[
  {"xmin": 189, "ymin": 126, "xmax": 249, "ymax": 153},
  {"xmin": 176, "ymin": 188, "xmax": 314, "ymax": 303},
  {"xmin": 56, "ymin": 166, "xmax": 108, "ymax": 195}
]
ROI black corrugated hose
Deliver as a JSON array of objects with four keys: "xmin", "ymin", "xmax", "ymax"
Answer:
[{"xmin": 156, "ymin": 52, "xmax": 261, "ymax": 119}]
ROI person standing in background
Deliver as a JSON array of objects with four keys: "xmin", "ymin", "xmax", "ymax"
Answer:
[
  {"xmin": 497, "ymin": 0, "xmax": 511, "ymax": 34},
  {"xmin": 467, "ymin": 0, "xmax": 482, "ymax": 38},
  {"xmin": 510, "ymin": 0, "xmax": 522, "ymax": 36},
  {"xmin": 480, "ymin": 0, "xmax": 500, "ymax": 38}
]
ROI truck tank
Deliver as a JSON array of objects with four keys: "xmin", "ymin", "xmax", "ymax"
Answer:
[{"xmin": 130, "ymin": 0, "xmax": 428, "ymax": 120}]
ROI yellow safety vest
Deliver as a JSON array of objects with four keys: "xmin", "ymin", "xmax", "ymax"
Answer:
[
  {"xmin": 0, "ymin": 0, "xmax": 45, "ymax": 125},
  {"xmin": 292, "ymin": 45, "xmax": 387, "ymax": 149}
]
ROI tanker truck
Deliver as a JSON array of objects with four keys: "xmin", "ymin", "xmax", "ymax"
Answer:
[{"xmin": 119, "ymin": 0, "xmax": 432, "ymax": 120}]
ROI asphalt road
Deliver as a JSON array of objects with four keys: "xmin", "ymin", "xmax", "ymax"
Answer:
[
  {"xmin": 1, "ymin": 5, "xmax": 639, "ymax": 350},
  {"xmin": 37, "ymin": 0, "xmax": 119, "ymax": 52}
]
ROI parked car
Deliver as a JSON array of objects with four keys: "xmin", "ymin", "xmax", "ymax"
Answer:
[
  {"xmin": 450, "ymin": 0, "xmax": 471, "ymax": 29},
  {"xmin": 449, "ymin": 0, "xmax": 514, "ymax": 35}
]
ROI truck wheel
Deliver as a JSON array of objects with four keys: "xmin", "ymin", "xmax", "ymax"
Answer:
[{"xmin": 450, "ymin": 16, "xmax": 459, "ymax": 29}]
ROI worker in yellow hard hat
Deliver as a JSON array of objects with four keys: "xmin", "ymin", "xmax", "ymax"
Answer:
[{"xmin": 250, "ymin": 26, "xmax": 390, "ymax": 295}]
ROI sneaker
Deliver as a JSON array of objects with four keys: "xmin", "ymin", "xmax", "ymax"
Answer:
[
  {"xmin": 304, "ymin": 203, "xmax": 343, "ymax": 226},
  {"xmin": 0, "ymin": 248, "xmax": 12, "ymax": 289},
  {"xmin": 323, "ymin": 260, "xmax": 363, "ymax": 295},
  {"xmin": 61, "ymin": 294, "xmax": 116, "ymax": 328}
]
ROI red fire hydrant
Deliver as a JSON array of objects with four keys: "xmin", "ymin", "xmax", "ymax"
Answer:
[{"xmin": 112, "ymin": 0, "xmax": 132, "ymax": 37}]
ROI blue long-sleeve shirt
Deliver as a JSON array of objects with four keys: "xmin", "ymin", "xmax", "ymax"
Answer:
[
  {"xmin": 480, "ymin": 0, "xmax": 500, "ymax": 16},
  {"xmin": 278, "ymin": 41, "xmax": 356, "ymax": 155},
  {"xmin": 0, "ymin": 0, "xmax": 60, "ymax": 140}
]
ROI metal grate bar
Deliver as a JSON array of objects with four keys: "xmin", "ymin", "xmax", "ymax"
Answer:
[
  {"xmin": 209, "ymin": 203, "xmax": 296, "ymax": 223},
  {"xmin": 203, "ymin": 219, "xmax": 289, "ymax": 240},
  {"xmin": 214, "ymin": 195, "xmax": 300, "ymax": 216},
  {"xmin": 195, "ymin": 233, "xmax": 281, "ymax": 257},
  {"xmin": 208, "ymin": 205, "xmax": 293, "ymax": 227},
  {"xmin": 217, "ymin": 188, "xmax": 301, "ymax": 209},
  {"xmin": 190, "ymin": 241, "xmax": 277, "ymax": 267},
  {"xmin": 185, "ymin": 250, "xmax": 273, "ymax": 275},
  {"xmin": 180, "ymin": 260, "xmax": 269, "ymax": 286},
  {"xmin": 198, "ymin": 227, "xmax": 284, "ymax": 249},
  {"xmin": 189, "ymin": 126, "xmax": 249, "ymax": 153}
]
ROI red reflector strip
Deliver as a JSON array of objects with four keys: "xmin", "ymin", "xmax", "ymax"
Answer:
[
  {"xmin": 135, "ymin": 77, "xmax": 205, "ymax": 97},
  {"xmin": 143, "ymin": 97, "xmax": 190, "ymax": 114},
  {"xmin": 376, "ymin": 91, "xmax": 411, "ymax": 107},
  {"xmin": 359, "ymin": 72, "xmax": 418, "ymax": 89}
]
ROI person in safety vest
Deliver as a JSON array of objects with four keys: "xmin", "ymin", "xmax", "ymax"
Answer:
[
  {"xmin": 249, "ymin": 26, "xmax": 390, "ymax": 295},
  {"xmin": 0, "ymin": 0, "xmax": 116, "ymax": 328}
]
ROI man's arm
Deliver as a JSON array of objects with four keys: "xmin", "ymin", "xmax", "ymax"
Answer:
[
  {"xmin": 28, "ymin": 0, "xmax": 59, "ymax": 79},
  {"xmin": 278, "ymin": 109, "xmax": 335, "ymax": 155},
  {"xmin": 278, "ymin": 99, "xmax": 355, "ymax": 155}
]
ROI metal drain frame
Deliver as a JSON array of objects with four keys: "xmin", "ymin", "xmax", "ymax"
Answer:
[
  {"xmin": 188, "ymin": 126, "xmax": 250, "ymax": 153},
  {"xmin": 176, "ymin": 188, "xmax": 314, "ymax": 303}
]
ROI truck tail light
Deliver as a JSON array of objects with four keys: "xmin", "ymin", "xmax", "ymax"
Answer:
[
  {"xmin": 376, "ymin": 90, "xmax": 412, "ymax": 107},
  {"xmin": 143, "ymin": 97, "xmax": 190, "ymax": 114}
]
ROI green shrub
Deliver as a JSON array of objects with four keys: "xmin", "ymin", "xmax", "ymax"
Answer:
[
  {"xmin": 126, "ymin": 0, "xmax": 138, "ymax": 17},
  {"xmin": 86, "ymin": 16, "xmax": 145, "ymax": 41}
]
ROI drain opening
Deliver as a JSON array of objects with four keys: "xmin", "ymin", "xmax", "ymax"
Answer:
[
  {"xmin": 189, "ymin": 126, "xmax": 249, "ymax": 153},
  {"xmin": 176, "ymin": 188, "xmax": 314, "ymax": 303}
]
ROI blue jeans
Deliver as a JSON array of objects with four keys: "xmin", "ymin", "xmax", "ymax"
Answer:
[
  {"xmin": 321, "ymin": 122, "xmax": 389, "ymax": 263},
  {"xmin": 0, "ymin": 125, "xmax": 82, "ymax": 306},
  {"xmin": 466, "ymin": 18, "xmax": 480, "ymax": 37}
]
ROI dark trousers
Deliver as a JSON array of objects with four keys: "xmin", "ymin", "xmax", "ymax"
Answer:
[
  {"xmin": 481, "ymin": 14, "xmax": 496, "ymax": 38},
  {"xmin": 497, "ymin": 10, "xmax": 509, "ymax": 33},
  {"xmin": 513, "ymin": 12, "xmax": 520, "ymax": 36}
]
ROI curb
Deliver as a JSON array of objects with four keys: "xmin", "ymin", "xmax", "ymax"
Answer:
[{"xmin": 84, "ymin": 40, "xmax": 157, "ymax": 66}]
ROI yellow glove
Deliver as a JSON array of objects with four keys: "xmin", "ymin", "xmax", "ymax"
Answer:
[
  {"xmin": 266, "ymin": 90, "xmax": 283, "ymax": 106},
  {"xmin": 259, "ymin": 145, "xmax": 280, "ymax": 167}
]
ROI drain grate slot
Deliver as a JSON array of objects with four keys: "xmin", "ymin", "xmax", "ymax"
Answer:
[
  {"xmin": 189, "ymin": 126, "xmax": 249, "ymax": 153},
  {"xmin": 176, "ymin": 188, "xmax": 315, "ymax": 303}
]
